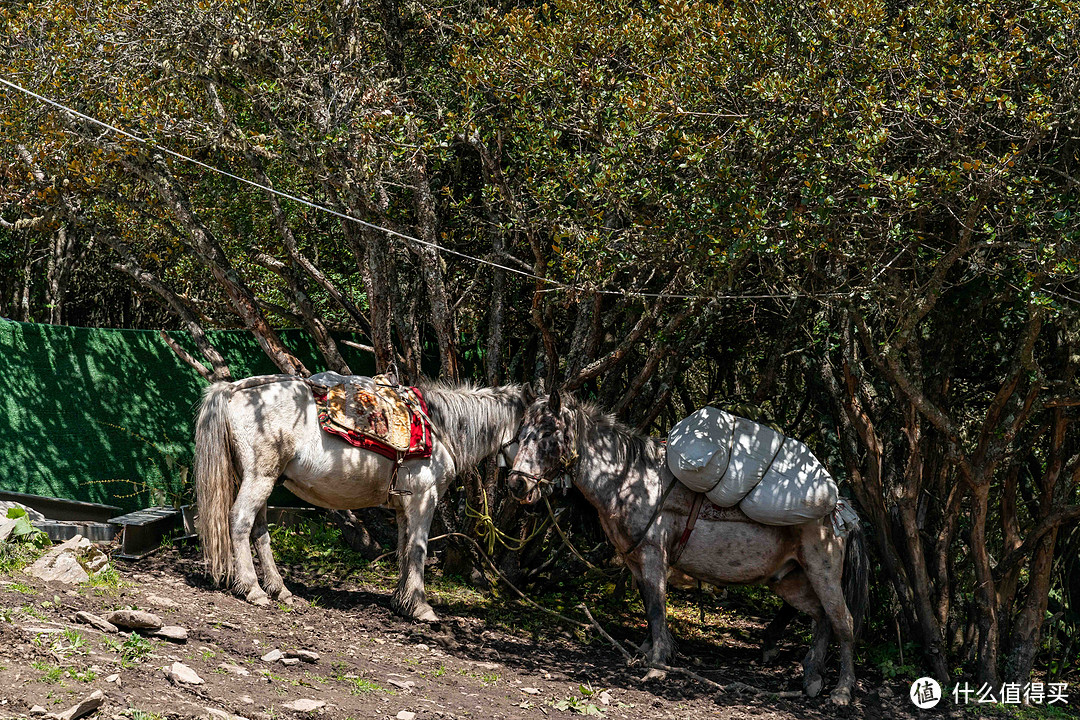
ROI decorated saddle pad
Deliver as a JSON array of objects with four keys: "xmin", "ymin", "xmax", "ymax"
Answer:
[{"xmin": 311, "ymin": 373, "xmax": 433, "ymax": 460}]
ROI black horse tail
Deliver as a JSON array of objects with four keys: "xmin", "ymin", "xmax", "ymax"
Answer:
[{"xmin": 842, "ymin": 516, "xmax": 870, "ymax": 638}]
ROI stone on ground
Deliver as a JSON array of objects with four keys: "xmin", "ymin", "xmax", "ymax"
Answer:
[
  {"xmin": 260, "ymin": 648, "xmax": 283, "ymax": 662},
  {"xmin": 150, "ymin": 625, "xmax": 188, "ymax": 642},
  {"xmin": 107, "ymin": 609, "xmax": 163, "ymax": 631},
  {"xmin": 145, "ymin": 593, "xmax": 180, "ymax": 608},
  {"xmin": 75, "ymin": 610, "xmax": 118, "ymax": 633},
  {"xmin": 165, "ymin": 661, "xmax": 204, "ymax": 685},
  {"xmin": 218, "ymin": 662, "xmax": 250, "ymax": 676},
  {"xmin": 23, "ymin": 536, "xmax": 91, "ymax": 584},
  {"xmin": 282, "ymin": 699, "xmax": 325, "ymax": 712},
  {"xmin": 284, "ymin": 649, "xmax": 320, "ymax": 663},
  {"xmin": 45, "ymin": 689, "xmax": 104, "ymax": 720}
]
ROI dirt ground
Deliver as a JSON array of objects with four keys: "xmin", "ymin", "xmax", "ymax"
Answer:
[{"xmin": 0, "ymin": 537, "xmax": 1056, "ymax": 720}]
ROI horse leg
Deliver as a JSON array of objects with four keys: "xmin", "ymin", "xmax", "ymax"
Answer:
[
  {"xmin": 761, "ymin": 601, "xmax": 799, "ymax": 664},
  {"xmin": 390, "ymin": 488, "xmax": 439, "ymax": 622},
  {"xmin": 229, "ymin": 472, "xmax": 277, "ymax": 606},
  {"xmin": 769, "ymin": 568, "xmax": 828, "ymax": 698},
  {"xmin": 628, "ymin": 546, "xmax": 674, "ymax": 681},
  {"xmin": 802, "ymin": 531, "xmax": 856, "ymax": 706},
  {"xmin": 251, "ymin": 503, "xmax": 291, "ymax": 602}
]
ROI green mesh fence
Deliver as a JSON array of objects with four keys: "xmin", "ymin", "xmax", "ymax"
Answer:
[{"xmin": 0, "ymin": 319, "xmax": 374, "ymax": 512}]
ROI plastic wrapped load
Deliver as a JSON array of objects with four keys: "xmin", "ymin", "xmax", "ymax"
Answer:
[
  {"xmin": 667, "ymin": 407, "xmax": 837, "ymax": 525},
  {"xmin": 739, "ymin": 436, "xmax": 838, "ymax": 525}
]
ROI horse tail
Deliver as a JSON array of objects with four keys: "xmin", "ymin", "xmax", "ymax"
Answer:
[
  {"xmin": 841, "ymin": 515, "xmax": 870, "ymax": 638},
  {"xmin": 194, "ymin": 381, "xmax": 237, "ymax": 586}
]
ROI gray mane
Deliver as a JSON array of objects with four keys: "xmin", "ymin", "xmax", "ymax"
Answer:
[
  {"xmin": 418, "ymin": 381, "xmax": 527, "ymax": 470},
  {"xmin": 571, "ymin": 399, "xmax": 665, "ymax": 471}
]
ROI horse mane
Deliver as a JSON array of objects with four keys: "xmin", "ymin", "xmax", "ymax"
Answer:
[
  {"xmin": 417, "ymin": 380, "xmax": 526, "ymax": 469},
  {"xmin": 571, "ymin": 398, "xmax": 665, "ymax": 469}
]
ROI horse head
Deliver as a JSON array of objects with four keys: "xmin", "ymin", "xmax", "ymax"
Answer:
[{"xmin": 508, "ymin": 387, "xmax": 579, "ymax": 505}]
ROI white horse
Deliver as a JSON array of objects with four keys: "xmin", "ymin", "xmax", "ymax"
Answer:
[{"xmin": 194, "ymin": 371, "xmax": 530, "ymax": 620}]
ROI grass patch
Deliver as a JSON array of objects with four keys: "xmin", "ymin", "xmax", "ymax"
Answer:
[
  {"xmin": 128, "ymin": 711, "xmax": 165, "ymax": 720},
  {"xmin": 85, "ymin": 566, "xmax": 124, "ymax": 594},
  {"xmin": 104, "ymin": 632, "xmax": 154, "ymax": 667},
  {"xmin": 0, "ymin": 543, "xmax": 47, "ymax": 575},
  {"xmin": 7, "ymin": 582, "xmax": 38, "ymax": 595},
  {"xmin": 270, "ymin": 519, "xmax": 373, "ymax": 577},
  {"xmin": 30, "ymin": 660, "xmax": 64, "ymax": 684},
  {"xmin": 345, "ymin": 677, "xmax": 387, "ymax": 695}
]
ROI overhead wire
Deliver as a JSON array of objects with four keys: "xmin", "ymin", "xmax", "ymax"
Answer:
[
  {"xmin": 1, "ymin": 75, "xmax": 854, "ymax": 302},
  {"xmin": 7, "ymin": 75, "xmax": 1073, "ymax": 309}
]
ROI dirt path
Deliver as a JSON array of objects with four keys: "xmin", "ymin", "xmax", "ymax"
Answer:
[{"xmin": 0, "ymin": 542, "xmax": 995, "ymax": 719}]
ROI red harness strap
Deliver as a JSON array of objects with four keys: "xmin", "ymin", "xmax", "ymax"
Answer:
[{"xmin": 672, "ymin": 493, "xmax": 705, "ymax": 566}]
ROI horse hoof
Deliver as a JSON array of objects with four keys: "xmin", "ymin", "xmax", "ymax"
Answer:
[
  {"xmin": 830, "ymin": 688, "xmax": 852, "ymax": 706},
  {"xmin": 246, "ymin": 590, "xmax": 270, "ymax": 606},
  {"xmin": 415, "ymin": 607, "xmax": 440, "ymax": 623},
  {"xmin": 275, "ymin": 588, "xmax": 294, "ymax": 602},
  {"xmin": 641, "ymin": 668, "xmax": 667, "ymax": 683},
  {"xmin": 804, "ymin": 676, "xmax": 823, "ymax": 698}
]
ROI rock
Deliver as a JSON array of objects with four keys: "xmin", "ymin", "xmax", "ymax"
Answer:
[
  {"xmin": 260, "ymin": 649, "xmax": 283, "ymax": 663},
  {"xmin": 46, "ymin": 689, "xmax": 104, "ymax": 720},
  {"xmin": 105, "ymin": 673, "xmax": 121, "ymax": 686},
  {"xmin": 388, "ymin": 679, "xmax": 416, "ymax": 691},
  {"xmin": 165, "ymin": 661, "xmax": 204, "ymax": 685},
  {"xmin": 521, "ymin": 688, "xmax": 541, "ymax": 695},
  {"xmin": 282, "ymin": 699, "xmax": 325, "ymax": 712},
  {"xmin": 151, "ymin": 625, "xmax": 189, "ymax": 643},
  {"xmin": 414, "ymin": 643, "xmax": 430, "ymax": 652},
  {"xmin": 239, "ymin": 695, "xmax": 254, "ymax": 705},
  {"xmin": 23, "ymin": 536, "xmax": 89, "ymax": 584},
  {"xmin": 205, "ymin": 708, "xmax": 249, "ymax": 720},
  {"xmin": 28, "ymin": 706, "xmax": 47, "ymax": 717},
  {"xmin": 83, "ymin": 548, "xmax": 109, "ymax": 575},
  {"xmin": 75, "ymin": 610, "xmax": 118, "ymax": 633},
  {"xmin": 107, "ymin": 609, "xmax": 163, "ymax": 631},
  {"xmin": 218, "ymin": 662, "xmax": 251, "ymax": 677},
  {"xmin": 284, "ymin": 649, "xmax": 320, "ymax": 663},
  {"xmin": 281, "ymin": 657, "xmax": 300, "ymax": 666},
  {"xmin": 396, "ymin": 712, "xmax": 417, "ymax": 720},
  {"xmin": 145, "ymin": 593, "xmax": 180, "ymax": 608}
]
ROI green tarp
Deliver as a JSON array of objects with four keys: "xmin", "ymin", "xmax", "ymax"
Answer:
[{"xmin": 0, "ymin": 319, "xmax": 374, "ymax": 511}]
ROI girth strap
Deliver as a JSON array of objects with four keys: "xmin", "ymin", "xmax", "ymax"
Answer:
[{"xmin": 671, "ymin": 493, "xmax": 704, "ymax": 567}]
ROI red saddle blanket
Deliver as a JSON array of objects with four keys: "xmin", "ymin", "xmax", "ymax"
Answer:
[{"xmin": 312, "ymin": 376, "xmax": 433, "ymax": 461}]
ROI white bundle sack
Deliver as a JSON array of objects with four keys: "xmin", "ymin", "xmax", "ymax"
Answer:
[
  {"xmin": 667, "ymin": 406, "xmax": 838, "ymax": 525},
  {"xmin": 739, "ymin": 436, "xmax": 838, "ymax": 525}
]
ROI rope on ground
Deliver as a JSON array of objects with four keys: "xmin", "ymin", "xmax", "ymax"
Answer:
[
  {"xmin": 376, "ymin": 529, "xmax": 802, "ymax": 699},
  {"xmin": 542, "ymin": 495, "xmax": 605, "ymax": 572},
  {"xmin": 434, "ymin": 531, "xmax": 589, "ymax": 629},
  {"xmin": 577, "ymin": 604, "xmax": 802, "ymax": 698}
]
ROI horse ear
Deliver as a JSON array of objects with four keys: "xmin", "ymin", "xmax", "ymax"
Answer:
[
  {"xmin": 549, "ymin": 386, "xmax": 561, "ymax": 413},
  {"xmin": 383, "ymin": 361, "xmax": 400, "ymax": 386},
  {"xmin": 522, "ymin": 382, "xmax": 537, "ymax": 404}
]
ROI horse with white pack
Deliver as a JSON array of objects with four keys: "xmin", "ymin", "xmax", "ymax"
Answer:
[
  {"xmin": 194, "ymin": 371, "xmax": 531, "ymax": 621},
  {"xmin": 509, "ymin": 389, "xmax": 868, "ymax": 705}
]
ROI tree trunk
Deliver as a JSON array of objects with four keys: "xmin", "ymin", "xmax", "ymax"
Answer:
[
  {"xmin": 128, "ymin": 159, "xmax": 308, "ymax": 376},
  {"xmin": 408, "ymin": 151, "xmax": 459, "ymax": 380}
]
